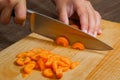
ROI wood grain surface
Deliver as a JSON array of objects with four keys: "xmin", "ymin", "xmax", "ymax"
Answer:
[
  {"xmin": 0, "ymin": 20, "xmax": 120, "ymax": 80},
  {"xmin": 86, "ymin": 39, "xmax": 120, "ymax": 80}
]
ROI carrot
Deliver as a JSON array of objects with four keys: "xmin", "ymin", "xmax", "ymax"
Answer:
[
  {"xmin": 34, "ymin": 63, "xmax": 39, "ymax": 70},
  {"xmin": 31, "ymin": 53, "xmax": 41, "ymax": 61},
  {"xmin": 45, "ymin": 57, "xmax": 53, "ymax": 68},
  {"xmin": 16, "ymin": 57, "xmax": 31, "ymax": 66},
  {"xmin": 60, "ymin": 57, "xmax": 71, "ymax": 66},
  {"xmin": 52, "ymin": 60, "xmax": 58, "ymax": 73},
  {"xmin": 55, "ymin": 68, "xmax": 63, "ymax": 79},
  {"xmin": 23, "ymin": 61, "xmax": 36, "ymax": 73},
  {"xmin": 16, "ymin": 58, "xmax": 25, "ymax": 66},
  {"xmin": 70, "ymin": 61, "xmax": 79, "ymax": 69},
  {"xmin": 58, "ymin": 66, "xmax": 69, "ymax": 72},
  {"xmin": 24, "ymin": 57, "xmax": 31, "ymax": 64},
  {"xmin": 55, "ymin": 36, "xmax": 69, "ymax": 47},
  {"xmin": 72, "ymin": 42, "xmax": 85, "ymax": 50},
  {"xmin": 37, "ymin": 58, "xmax": 46, "ymax": 71},
  {"xmin": 25, "ymin": 51, "xmax": 35, "ymax": 57},
  {"xmin": 16, "ymin": 52, "xmax": 26, "ymax": 58},
  {"xmin": 70, "ymin": 24, "xmax": 79, "ymax": 29},
  {"xmin": 42, "ymin": 68, "xmax": 54, "ymax": 78},
  {"xmin": 15, "ymin": 48, "xmax": 80, "ymax": 79}
]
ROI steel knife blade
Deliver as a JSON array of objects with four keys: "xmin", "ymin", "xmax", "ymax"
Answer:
[{"xmin": 27, "ymin": 10, "xmax": 113, "ymax": 50}]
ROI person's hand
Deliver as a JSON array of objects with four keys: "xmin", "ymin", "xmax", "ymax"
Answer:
[
  {"xmin": 0, "ymin": 0, "xmax": 27, "ymax": 25},
  {"xmin": 53, "ymin": 0, "xmax": 102, "ymax": 37}
]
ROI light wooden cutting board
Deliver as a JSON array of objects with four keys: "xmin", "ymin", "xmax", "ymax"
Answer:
[{"xmin": 0, "ymin": 20, "xmax": 120, "ymax": 80}]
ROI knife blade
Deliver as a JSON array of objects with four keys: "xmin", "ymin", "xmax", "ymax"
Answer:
[{"xmin": 27, "ymin": 10, "xmax": 113, "ymax": 50}]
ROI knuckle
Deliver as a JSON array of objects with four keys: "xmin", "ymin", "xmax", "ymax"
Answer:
[
  {"xmin": 95, "ymin": 11, "xmax": 101, "ymax": 19},
  {"xmin": 1, "ymin": 18, "xmax": 9, "ymax": 25},
  {"xmin": 6, "ymin": 0, "xmax": 15, "ymax": 6}
]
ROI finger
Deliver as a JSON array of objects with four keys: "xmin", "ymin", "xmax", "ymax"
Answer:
[
  {"xmin": 0, "ymin": 7, "xmax": 12, "ymax": 24},
  {"xmin": 97, "ymin": 27, "xmax": 102, "ymax": 35},
  {"xmin": 14, "ymin": 0, "xmax": 26, "ymax": 25},
  {"xmin": 74, "ymin": 1, "xmax": 88, "ymax": 33},
  {"xmin": 94, "ymin": 11, "xmax": 102, "ymax": 35},
  {"xmin": 86, "ymin": 1, "xmax": 97, "ymax": 37},
  {"xmin": 58, "ymin": 7, "xmax": 69, "ymax": 25}
]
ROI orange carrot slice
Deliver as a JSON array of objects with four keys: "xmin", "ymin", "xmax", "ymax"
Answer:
[
  {"xmin": 42, "ymin": 68, "xmax": 54, "ymax": 78},
  {"xmin": 16, "ymin": 58, "xmax": 25, "ymax": 66},
  {"xmin": 72, "ymin": 42, "xmax": 85, "ymax": 50},
  {"xmin": 52, "ymin": 60, "xmax": 58, "ymax": 73},
  {"xmin": 70, "ymin": 61, "xmax": 79, "ymax": 69},
  {"xmin": 37, "ymin": 58, "xmax": 46, "ymax": 71},
  {"xmin": 23, "ymin": 61, "xmax": 36, "ymax": 73},
  {"xmin": 55, "ymin": 68, "xmax": 63, "ymax": 79},
  {"xmin": 55, "ymin": 36, "xmax": 69, "ymax": 47},
  {"xmin": 70, "ymin": 24, "xmax": 79, "ymax": 29}
]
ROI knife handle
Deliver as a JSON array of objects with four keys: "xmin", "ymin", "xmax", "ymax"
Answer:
[{"xmin": 11, "ymin": 10, "xmax": 15, "ymax": 17}]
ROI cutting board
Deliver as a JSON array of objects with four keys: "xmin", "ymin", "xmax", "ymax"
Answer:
[{"xmin": 0, "ymin": 20, "xmax": 120, "ymax": 80}]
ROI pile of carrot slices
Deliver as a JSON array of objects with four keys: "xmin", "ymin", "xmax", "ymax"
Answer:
[{"xmin": 15, "ymin": 48, "xmax": 79, "ymax": 79}]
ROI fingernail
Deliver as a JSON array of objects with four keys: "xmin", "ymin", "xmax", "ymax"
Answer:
[
  {"xmin": 82, "ymin": 29, "xmax": 87, "ymax": 33},
  {"xmin": 93, "ymin": 32, "xmax": 97, "ymax": 37},
  {"xmin": 97, "ymin": 29, "xmax": 102, "ymax": 35},
  {"xmin": 88, "ymin": 31, "xmax": 95, "ymax": 37}
]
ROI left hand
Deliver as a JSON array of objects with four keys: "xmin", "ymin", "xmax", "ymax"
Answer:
[{"xmin": 53, "ymin": 0, "xmax": 102, "ymax": 37}]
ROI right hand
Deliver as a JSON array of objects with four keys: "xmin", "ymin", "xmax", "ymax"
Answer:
[{"xmin": 0, "ymin": 0, "xmax": 27, "ymax": 25}]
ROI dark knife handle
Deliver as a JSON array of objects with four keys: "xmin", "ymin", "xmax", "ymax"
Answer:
[{"xmin": 12, "ymin": 10, "xmax": 15, "ymax": 17}]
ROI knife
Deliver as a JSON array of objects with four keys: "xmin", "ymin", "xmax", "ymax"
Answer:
[{"xmin": 27, "ymin": 10, "xmax": 112, "ymax": 50}]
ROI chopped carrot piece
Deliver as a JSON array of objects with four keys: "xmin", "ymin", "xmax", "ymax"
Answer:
[
  {"xmin": 23, "ymin": 61, "xmax": 36, "ymax": 73},
  {"xmin": 31, "ymin": 53, "xmax": 41, "ymax": 61},
  {"xmin": 52, "ymin": 60, "xmax": 58, "ymax": 73},
  {"xmin": 70, "ymin": 62, "xmax": 79, "ymax": 69},
  {"xmin": 45, "ymin": 57, "xmax": 53, "ymax": 68},
  {"xmin": 58, "ymin": 66, "xmax": 69, "ymax": 72},
  {"xmin": 24, "ymin": 57, "xmax": 31, "ymax": 64},
  {"xmin": 42, "ymin": 68, "xmax": 54, "ymax": 78},
  {"xmin": 55, "ymin": 68, "xmax": 63, "ymax": 79},
  {"xmin": 55, "ymin": 36, "xmax": 69, "ymax": 47},
  {"xmin": 72, "ymin": 42, "xmax": 85, "ymax": 50},
  {"xmin": 16, "ymin": 58, "xmax": 25, "ymax": 66},
  {"xmin": 34, "ymin": 63, "xmax": 39, "ymax": 70},
  {"xmin": 60, "ymin": 57, "xmax": 71, "ymax": 66},
  {"xmin": 58, "ymin": 60, "xmax": 68, "ymax": 67},
  {"xmin": 16, "ymin": 52, "xmax": 26, "ymax": 58},
  {"xmin": 37, "ymin": 58, "xmax": 46, "ymax": 71},
  {"xmin": 16, "ymin": 57, "xmax": 31, "ymax": 66},
  {"xmin": 25, "ymin": 51, "xmax": 35, "ymax": 58},
  {"xmin": 70, "ymin": 24, "xmax": 79, "ymax": 29}
]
